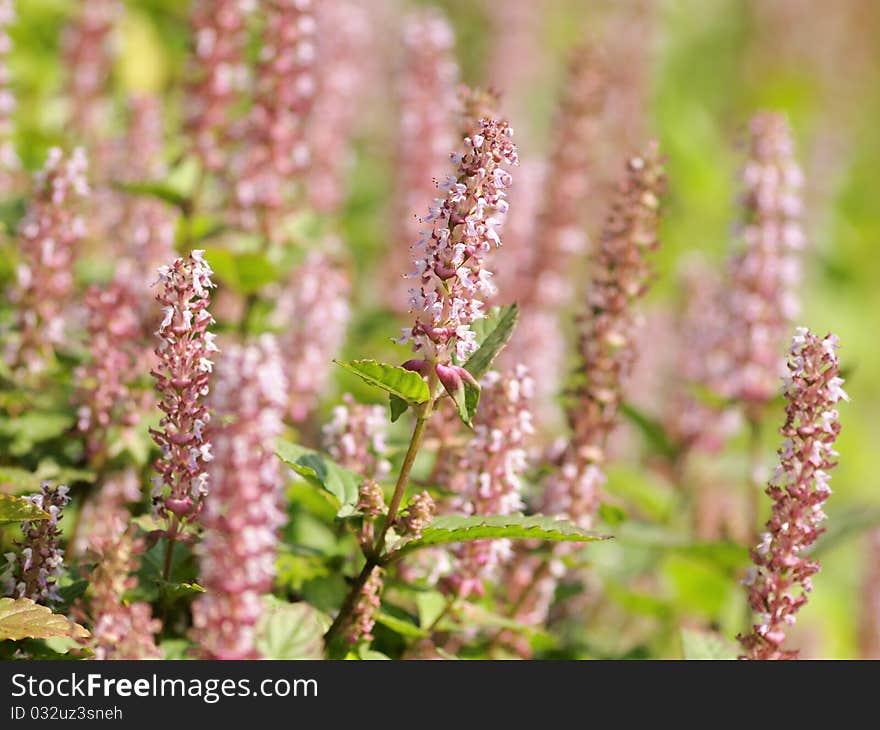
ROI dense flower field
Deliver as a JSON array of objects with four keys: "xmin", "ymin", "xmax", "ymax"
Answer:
[{"xmin": 0, "ymin": 0, "xmax": 878, "ymax": 660}]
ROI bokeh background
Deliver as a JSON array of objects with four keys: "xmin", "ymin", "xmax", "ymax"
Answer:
[{"xmin": 3, "ymin": 0, "xmax": 879, "ymax": 658}]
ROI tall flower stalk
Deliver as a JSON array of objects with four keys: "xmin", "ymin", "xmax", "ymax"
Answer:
[
  {"xmin": 738, "ymin": 328, "xmax": 846, "ymax": 660},
  {"xmin": 149, "ymin": 251, "xmax": 217, "ymax": 569},
  {"xmin": 184, "ymin": 0, "xmax": 252, "ymax": 174},
  {"xmin": 192, "ymin": 336, "xmax": 287, "ymax": 659},
  {"xmin": 324, "ymin": 115, "xmax": 518, "ymax": 646},
  {"xmin": 388, "ymin": 8, "xmax": 458, "ymax": 308},
  {"xmin": 6, "ymin": 147, "xmax": 89, "ymax": 376},
  {"xmin": 443, "ymin": 366, "xmax": 534, "ymax": 599},
  {"xmin": 233, "ymin": 0, "xmax": 316, "ymax": 236},
  {"xmin": 0, "ymin": 0, "xmax": 20, "ymax": 192},
  {"xmin": 500, "ymin": 147, "xmax": 665, "ymax": 649}
]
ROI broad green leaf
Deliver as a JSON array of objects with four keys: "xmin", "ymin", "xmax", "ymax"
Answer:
[
  {"xmin": 393, "ymin": 514, "xmax": 609, "ymax": 557},
  {"xmin": 116, "ymin": 180, "xmax": 189, "ymax": 210},
  {"xmin": 202, "ymin": 249, "xmax": 278, "ymax": 295},
  {"xmin": 335, "ymin": 360, "xmax": 430, "ymax": 404},
  {"xmin": 597, "ymin": 503, "xmax": 628, "ymax": 527},
  {"xmin": 0, "ymin": 466, "xmax": 42, "ymax": 493},
  {"xmin": 55, "ymin": 580, "xmax": 89, "ymax": 609},
  {"xmin": 0, "ymin": 412, "xmax": 75, "ymax": 456},
  {"xmin": 619, "ymin": 402, "xmax": 679, "ymax": 461},
  {"xmin": 234, "ymin": 252, "xmax": 277, "ymax": 293},
  {"xmin": 617, "ymin": 522, "xmax": 748, "ymax": 572},
  {"xmin": 0, "ymin": 598, "xmax": 89, "ymax": 641},
  {"xmin": 389, "ymin": 394, "xmax": 409, "ymax": 423},
  {"xmin": 277, "ymin": 440, "xmax": 361, "ymax": 514},
  {"xmin": 374, "ymin": 611, "xmax": 428, "ymax": 638},
  {"xmin": 255, "ymin": 597, "xmax": 328, "ymax": 660},
  {"xmin": 681, "ymin": 629, "xmax": 738, "ymax": 660},
  {"xmin": 0, "ymin": 494, "xmax": 50, "ymax": 525},
  {"xmin": 463, "ymin": 303, "xmax": 519, "ymax": 378},
  {"xmin": 417, "ymin": 591, "xmax": 448, "ymax": 629}
]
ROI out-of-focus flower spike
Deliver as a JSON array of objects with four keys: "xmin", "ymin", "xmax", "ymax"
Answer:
[
  {"xmin": 738, "ymin": 329, "xmax": 845, "ymax": 660},
  {"xmin": 61, "ymin": 0, "xmax": 122, "ymax": 157},
  {"xmin": 74, "ymin": 281, "xmax": 150, "ymax": 461},
  {"xmin": 74, "ymin": 516, "xmax": 161, "ymax": 659},
  {"xmin": 0, "ymin": 0, "xmax": 20, "ymax": 190},
  {"xmin": 721, "ymin": 112, "xmax": 804, "ymax": 414},
  {"xmin": 272, "ymin": 249, "xmax": 351, "ymax": 423},
  {"xmin": 442, "ymin": 366, "xmax": 534, "ymax": 599},
  {"xmin": 388, "ymin": 8, "xmax": 459, "ymax": 308},
  {"xmin": 323, "ymin": 394, "xmax": 390, "ymax": 480},
  {"xmin": 184, "ymin": 0, "xmax": 253, "ymax": 173},
  {"xmin": 5, "ymin": 147, "xmax": 89, "ymax": 376},
  {"xmin": 233, "ymin": 0, "xmax": 316, "ymax": 236},
  {"xmin": 306, "ymin": 0, "xmax": 371, "ymax": 213},
  {"xmin": 192, "ymin": 335, "xmax": 288, "ymax": 659}
]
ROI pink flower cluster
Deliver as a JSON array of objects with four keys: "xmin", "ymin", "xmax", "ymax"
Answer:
[
  {"xmin": 398, "ymin": 117, "xmax": 518, "ymax": 366},
  {"xmin": 323, "ymin": 394, "xmax": 390, "ymax": 480},
  {"xmin": 739, "ymin": 328, "xmax": 846, "ymax": 660},
  {"xmin": 273, "ymin": 251, "xmax": 351, "ymax": 422},
  {"xmin": 185, "ymin": 0, "xmax": 253, "ymax": 172},
  {"xmin": 501, "ymin": 46, "xmax": 605, "ymax": 420},
  {"xmin": 75, "ymin": 281, "xmax": 149, "ymax": 460},
  {"xmin": 71, "ymin": 469, "xmax": 142, "ymax": 557},
  {"xmin": 444, "ymin": 366, "xmax": 534, "ymax": 598},
  {"xmin": 721, "ymin": 112, "xmax": 804, "ymax": 410},
  {"xmin": 393, "ymin": 8, "xmax": 458, "ymax": 280},
  {"xmin": 61, "ymin": 0, "xmax": 121, "ymax": 144},
  {"xmin": 0, "ymin": 0, "xmax": 19, "ymax": 189},
  {"xmin": 118, "ymin": 95, "xmax": 177, "ymax": 292},
  {"xmin": 192, "ymin": 335, "xmax": 288, "ymax": 659},
  {"xmin": 234, "ymin": 0, "xmax": 316, "ymax": 233},
  {"xmin": 306, "ymin": 0, "xmax": 371, "ymax": 213},
  {"xmin": 76, "ymin": 516, "xmax": 161, "ymax": 660},
  {"xmin": 542, "ymin": 145, "xmax": 665, "ymax": 528},
  {"xmin": 6, "ymin": 147, "xmax": 89, "ymax": 375},
  {"xmin": 346, "ymin": 566, "xmax": 383, "ymax": 646},
  {"xmin": 149, "ymin": 251, "xmax": 217, "ymax": 523},
  {"xmin": 2, "ymin": 483, "xmax": 70, "ymax": 605}
]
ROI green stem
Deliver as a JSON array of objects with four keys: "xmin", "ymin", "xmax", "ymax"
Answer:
[
  {"xmin": 746, "ymin": 415, "xmax": 764, "ymax": 543},
  {"xmin": 324, "ymin": 386, "xmax": 437, "ymax": 647}
]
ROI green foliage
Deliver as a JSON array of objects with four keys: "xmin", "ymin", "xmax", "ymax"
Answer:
[
  {"xmin": 0, "ymin": 598, "xmax": 89, "ymax": 642},
  {"xmin": 335, "ymin": 360, "xmax": 430, "ymax": 405},
  {"xmin": 463, "ymin": 303, "xmax": 519, "ymax": 378},
  {"xmin": 254, "ymin": 597, "xmax": 328, "ymax": 660},
  {"xmin": 0, "ymin": 494, "xmax": 50, "ymax": 525},
  {"xmin": 392, "ymin": 514, "xmax": 609, "ymax": 558},
  {"xmin": 681, "ymin": 629, "xmax": 738, "ymax": 660},
  {"xmin": 276, "ymin": 440, "xmax": 362, "ymax": 517},
  {"xmin": 0, "ymin": 412, "xmax": 75, "ymax": 456},
  {"xmin": 116, "ymin": 180, "xmax": 190, "ymax": 210},
  {"xmin": 203, "ymin": 248, "xmax": 278, "ymax": 295}
]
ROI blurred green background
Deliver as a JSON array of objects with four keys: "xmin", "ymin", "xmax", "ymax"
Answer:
[{"xmin": 4, "ymin": 0, "xmax": 880, "ymax": 658}]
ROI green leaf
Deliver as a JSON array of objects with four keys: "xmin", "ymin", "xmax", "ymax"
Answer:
[
  {"xmin": 374, "ymin": 611, "xmax": 428, "ymax": 639},
  {"xmin": 0, "ymin": 466, "xmax": 42, "ymax": 493},
  {"xmin": 0, "ymin": 494, "xmax": 50, "ymax": 525},
  {"xmin": 277, "ymin": 440, "xmax": 361, "ymax": 515},
  {"xmin": 389, "ymin": 394, "xmax": 409, "ymax": 423},
  {"xmin": 335, "ymin": 360, "xmax": 430, "ymax": 404},
  {"xmin": 681, "ymin": 629, "xmax": 738, "ymax": 660},
  {"xmin": 164, "ymin": 582, "xmax": 205, "ymax": 601},
  {"xmin": 463, "ymin": 303, "xmax": 519, "ymax": 378},
  {"xmin": 0, "ymin": 412, "xmax": 75, "ymax": 455},
  {"xmin": 202, "ymin": 248, "xmax": 278, "ymax": 295},
  {"xmin": 813, "ymin": 504, "xmax": 880, "ymax": 557},
  {"xmin": 442, "ymin": 369, "xmax": 480, "ymax": 428},
  {"xmin": 55, "ymin": 580, "xmax": 89, "ymax": 608},
  {"xmin": 619, "ymin": 402, "xmax": 679, "ymax": 461},
  {"xmin": 597, "ymin": 503, "xmax": 628, "ymax": 527},
  {"xmin": 0, "ymin": 598, "xmax": 89, "ymax": 641},
  {"xmin": 116, "ymin": 180, "xmax": 189, "ymax": 210},
  {"xmin": 254, "ymin": 597, "xmax": 328, "ymax": 659},
  {"xmin": 392, "ymin": 514, "xmax": 609, "ymax": 558},
  {"xmin": 417, "ymin": 591, "xmax": 448, "ymax": 629}
]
